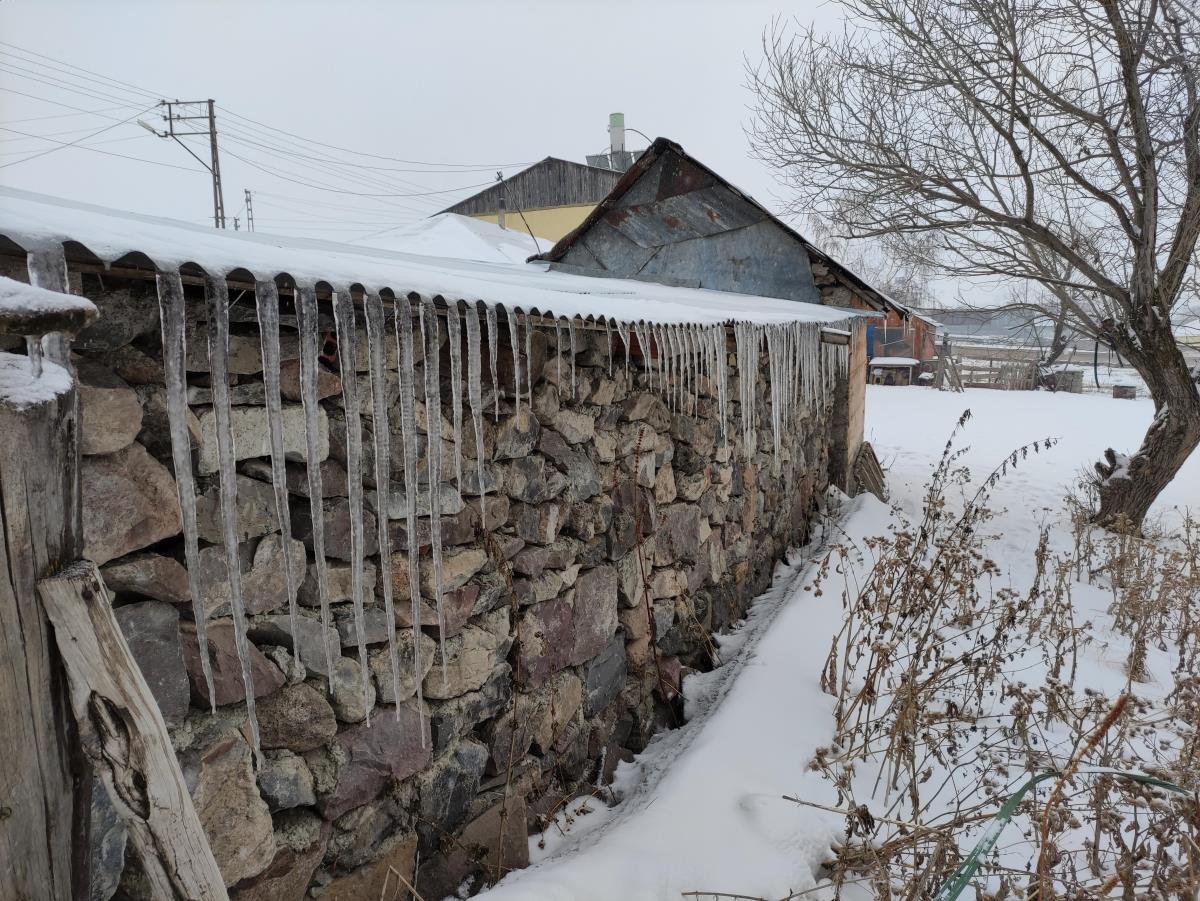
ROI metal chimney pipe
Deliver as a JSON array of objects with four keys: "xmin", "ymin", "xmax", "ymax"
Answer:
[{"xmin": 609, "ymin": 112, "xmax": 625, "ymax": 155}]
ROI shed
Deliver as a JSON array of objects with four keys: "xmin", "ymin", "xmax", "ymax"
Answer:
[{"xmin": 440, "ymin": 157, "xmax": 623, "ymax": 242}]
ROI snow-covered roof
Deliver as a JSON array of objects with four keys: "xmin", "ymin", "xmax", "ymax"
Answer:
[
  {"xmin": 869, "ymin": 356, "xmax": 919, "ymax": 367},
  {"xmin": 0, "ymin": 187, "xmax": 858, "ymax": 328},
  {"xmin": 362, "ymin": 213, "xmax": 543, "ymax": 265}
]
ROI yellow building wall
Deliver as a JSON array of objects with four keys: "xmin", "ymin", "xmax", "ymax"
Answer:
[{"xmin": 471, "ymin": 204, "xmax": 598, "ymax": 243}]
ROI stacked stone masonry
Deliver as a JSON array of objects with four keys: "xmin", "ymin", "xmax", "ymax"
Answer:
[{"xmin": 47, "ymin": 275, "xmax": 849, "ymax": 901}]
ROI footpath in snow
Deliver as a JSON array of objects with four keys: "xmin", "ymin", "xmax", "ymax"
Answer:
[{"xmin": 476, "ymin": 386, "xmax": 1200, "ymax": 901}]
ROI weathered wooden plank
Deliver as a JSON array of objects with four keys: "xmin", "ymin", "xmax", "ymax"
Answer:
[
  {"xmin": 39, "ymin": 560, "xmax": 229, "ymax": 901},
  {"xmin": 0, "ymin": 354, "xmax": 79, "ymax": 901}
]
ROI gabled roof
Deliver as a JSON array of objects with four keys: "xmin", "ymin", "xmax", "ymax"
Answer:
[
  {"xmin": 440, "ymin": 157, "xmax": 623, "ymax": 216},
  {"xmin": 534, "ymin": 137, "xmax": 922, "ymax": 321}
]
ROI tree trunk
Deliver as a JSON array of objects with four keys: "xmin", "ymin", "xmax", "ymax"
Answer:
[{"xmin": 1094, "ymin": 325, "xmax": 1200, "ymax": 531}]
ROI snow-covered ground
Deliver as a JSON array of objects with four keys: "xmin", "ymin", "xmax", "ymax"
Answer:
[{"xmin": 476, "ymin": 386, "xmax": 1200, "ymax": 901}]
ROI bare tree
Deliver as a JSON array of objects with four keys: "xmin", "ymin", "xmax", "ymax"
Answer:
[{"xmin": 749, "ymin": 0, "xmax": 1200, "ymax": 529}]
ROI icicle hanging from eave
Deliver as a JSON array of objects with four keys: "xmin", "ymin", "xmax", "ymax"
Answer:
[
  {"xmin": 332, "ymin": 288, "xmax": 372, "ymax": 726},
  {"xmin": 568, "ymin": 317, "xmax": 579, "ymax": 400},
  {"xmin": 364, "ymin": 292, "xmax": 404, "ymax": 718},
  {"xmin": 462, "ymin": 302, "xmax": 489, "ymax": 533},
  {"xmin": 507, "ymin": 306, "xmax": 522, "ymax": 418},
  {"xmin": 445, "ymin": 302, "xmax": 465, "ymax": 495},
  {"xmin": 27, "ymin": 245, "xmax": 71, "ymax": 368},
  {"xmin": 294, "ymin": 285, "xmax": 338, "ymax": 687},
  {"xmin": 393, "ymin": 294, "xmax": 426, "ymax": 744},
  {"xmin": 254, "ymin": 280, "xmax": 302, "ymax": 683},
  {"xmin": 554, "ymin": 318, "xmax": 564, "ymax": 397},
  {"xmin": 485, "ymin": 304, "xmax": 500, "ymax": 421},
  {"xmin": 421, "ymin": 298, "xmax": 449, "ymax": 685},
  {"xmin": 523, "ymin": 309, "xmax": 535, "ymax": 407},
  {"xmin": 204, "ymin": 274, "xmax": 262, "ymax": 755},
  {"xmin": 154, "ymin": 270, "xmax": 217, "ymax": 712}
]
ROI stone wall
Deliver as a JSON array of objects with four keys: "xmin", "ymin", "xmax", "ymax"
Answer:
[{"xmin": 53, "ymin": 275, "xmax": 848, "ymax": 900}]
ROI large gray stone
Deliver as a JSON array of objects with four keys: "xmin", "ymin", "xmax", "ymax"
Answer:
[
  {"xmin": 327, "ymin": 656, "xmax": 376, "ymax": 723},
  {"xmin": 195, "ymin": 535, "xmax": 306, "ymax": 617},
  {"xmin": 654, "ymin": 503, "xmax": 704, "ymax": 564},
  {"xmin": 247, "ymin": 613, "xmax": 341, "ymax": 678},
  {"xmin": 197, "ymin": 404, "xmax": 327, "ymax": 475},
  {"xmin": 114, "ymin": 601, "xmax": 190, "ymax": 724},
  {"xmin": 503, "ymin": 455, "xmax": 567, "ymax": 504},
  {"xmin": 278, "ymin": 356, "xmax": 340, "ymax": 402},
  {"xmin": 75, "ymin": 283, "xmax": 160, "ymax": 351},
  {"xmin": 77, "ymin": 359, "xmax": 143, "ymax": 455},
  {"xmin": 185, "ymin": 330, "xmax": 298, "ymax": 375},
  {"xmin": 548, "ymin": 408, "xmax": 595, "ymax": 444},
  {"xmin": 257, "ymin": 749, "xmax": 316, "ymax": 811},
  {"xmin": 195, "ymin": 474, "xmax": 279, "ymax": 544},
  {"xmin": 334, "ymin": 605, "xmax": 392, "ymax": 648},
  {"xmin": 494, "ymin": 409, "xmax": 540, "ymax": 459},
  {"xmin": 88, "ymin": 776, "xmax": 126, "ymax": 901},
  {"xmin": 243, "ymin": 457, "xmax": 349, "ymax": 499},
  {"xmin": 101, "ymin": 552, "xmax": 190, "ymax": 605},
  {"xmin": 297, "ymin": 558, "xmax": 376, "ymax": 608},
  {"xmin": 585, "ymin": 633, "xmax": 627, "ymax": 716},
  {"xmin": 538, "ymin": 429, "xmax": 603, "ymax": 501},
  {"xmin": 571, "ymin": 564, "xmax": 619, "ymax": 666},
  {"xmin": 415, "ymin": 740, "xmax": 489, "ymax": 856},
  {"xmin": 428, "ymin": 665, "xmax": 513, "ymax": 752},
  {"xmin": 82, "ymin": 442, "xmax": 182, "ymax": 566},
  {"xmin": 422, "ymin": 608, "xmax": 512, "ymax": 700},
  {"xmin": 515, "ymin": 597, "xmax": 573, "ymax": 688},
  {"xmin": 368, "ymin": 630, "xmax": 436, "ymax": 704}
]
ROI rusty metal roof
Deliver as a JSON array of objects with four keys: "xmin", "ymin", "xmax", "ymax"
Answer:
[{"xmin": 534, "ymin": 138, "xmax": 924, "ymax": 321}]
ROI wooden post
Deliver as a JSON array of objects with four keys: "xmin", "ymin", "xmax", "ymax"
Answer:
[
  {"xmin": 39, "ymin": 563, "xmax": 228, "ymax": 899},
  {"xmin": 0, "ymin": 353, "xmax": 82, "ymax": 901}
]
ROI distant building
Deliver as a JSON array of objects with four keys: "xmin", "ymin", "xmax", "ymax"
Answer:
[
  {"xmin": 440, "ymin": 157, "xmax": 623, "ymax": 243},
  {"xmin": 534, "ymin": 136, "xmax": 939, "ymax": 362}
]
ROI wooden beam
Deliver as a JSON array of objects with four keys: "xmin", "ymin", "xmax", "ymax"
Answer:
[
  {"xmin": 39, "ymin": 561, "xmax": 229, "ymax": 901},
  {"xmin": 0, "ymin": 354, "xmax": 80, "ymax": 901}
]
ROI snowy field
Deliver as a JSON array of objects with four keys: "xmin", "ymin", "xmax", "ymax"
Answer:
[{"xmin": 475, "ymin": 385, "xmax": 1199, "ymax": 901}]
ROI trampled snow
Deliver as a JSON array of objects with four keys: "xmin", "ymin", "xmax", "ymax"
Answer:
[{"xmin": 476, "ymin": 386, "xmax": 1200, "ymax": 901}]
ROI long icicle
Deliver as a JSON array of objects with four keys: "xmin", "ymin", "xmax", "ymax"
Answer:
[
  {"xmin": 507, "ymin": 307, "xmax": 522, "ymax": 417},
  {"xmin": 463, "ymin": 303, "xmax": 489, "ymax": 531},
  {"xmin": 605, "ymin": 319, "xmax": 614, "ymax": 379},
  {"xmin": 295, "ymin": 286, "xmax": 337, "ymax": 687},
  {"xmin": 364, "ymin": 293, "xmax": 403, "ymax": 717},
  {"xmin": 554, "ymin": 318, "xmax": 564, "ymax": 396},
  {"xmin": 332, "ymin": 288, "xmax": 372, "ymax": 726},
  {"xmin": 568, "ymin": 317, "xmax": 578, "ymax": 400},
  {"xmin": 255, "ymin": 280, "xmax": 301, "ymax": 682},
  {"xmin": 155, "ymin": 271, "xmax": 215, "ymax": 711},
  {"xmin": 524, "ymin": 310, "xmax": 535, "ymax": 407},
  {"xmin": 445, "ymin": 302, "xmax": 464, "ymax": 493},
  {"xmin": 394, "ymin": 296, "xmax": 426, "ymax": 743},
  {"xmin": 205, "ymin": 275, "xmax": 261, "ymax": 755},
  {"xmin": 421, "ymin": 299, "xmax": 449, "ymax": 683},
  {"xmin": 485, "ymin": 304, "xmax": 501, "ymax": 421}
]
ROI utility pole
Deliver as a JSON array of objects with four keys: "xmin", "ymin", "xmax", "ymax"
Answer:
[
  {"xmin": 495, "ymin": 170, "xmax": 506, "ymax": 230},
  {"xmin": 244, "ymin": 189, "xmax": 255, "ymax": 232},
  {"xmin": 139, "ymin": 99, "xmax": 226, "ymax": 228}
]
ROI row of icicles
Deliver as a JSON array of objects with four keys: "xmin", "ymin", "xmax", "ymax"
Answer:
[{"xmin": 144, "ymin": 275, "xmax": 848, "ymax": 757}]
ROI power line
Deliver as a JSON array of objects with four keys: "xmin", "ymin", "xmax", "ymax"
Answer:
[
  {"xmin": 0, "ymin": 88, "xmax": 145, "ymax": 124},
  {"xmin": 0, "ymin": 60, "xmax": 154, "ymax": 109},
  {"xmin": 217, "ymin": 105, "xmax": 535, "ymax": 170},
  {"xmin": 0, "ymin": 132, "xmax": 152, "ymax": 156},
  {"xmin": 0, "ymin": 106, "xmax": 161, "ymax": 170},
  {"xmin": 0, "ymin": 41, "xmax": 164, "ymax": 101},
  {"xmin": 0, "ymin": 122, "xmax": 204, "ymax": 172},
  {"xmin": 218, "ymin": 144, "xmax": 492, "ymax": 199}
]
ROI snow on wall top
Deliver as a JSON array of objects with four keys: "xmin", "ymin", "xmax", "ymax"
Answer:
[
  {"xmin": 0, "ymin": 272, "xmax": 98, "ymax": 339},
  {"xmin": 0, "ymin": 186, "xmax": 855, "ymax": 328}
]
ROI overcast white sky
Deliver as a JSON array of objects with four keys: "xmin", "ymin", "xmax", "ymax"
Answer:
[{"xmin": 0, "ymin": 0, "xmax": 845, "ymax": 246}]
